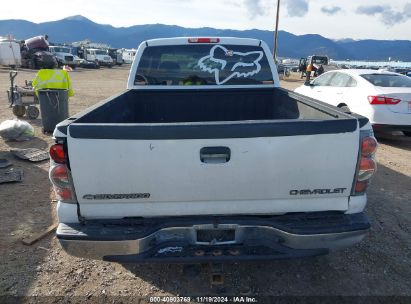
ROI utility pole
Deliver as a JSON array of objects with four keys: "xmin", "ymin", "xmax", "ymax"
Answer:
[{"xmin": 273, "ymin": 0, "xmax": 281, "ymax": 63}]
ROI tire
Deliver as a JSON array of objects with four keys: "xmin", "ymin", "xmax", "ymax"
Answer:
[
  {"xmin": 27, "ymin": 106, "xmax": 40, "ymax": 119},
  {"xmin": 13, "ymin": 105, "xmax": 26, "ymax": 117},
  {"xmin": 403, "ymin": 131, "xmax": 411, "ymax": 137},
  {"xmin": 339, "ymin": 105, "xmax": 351, "ymax": 114}
]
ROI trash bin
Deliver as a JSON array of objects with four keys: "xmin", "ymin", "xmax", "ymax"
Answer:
[{"xmin": 38, "ymin": 89, "xmax": 69, "ymax": 133}]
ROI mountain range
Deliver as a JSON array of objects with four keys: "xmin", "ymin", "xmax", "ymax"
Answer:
[{"xmin": 1, "ymin": 15, "xmax": 411, "ymax": 61}]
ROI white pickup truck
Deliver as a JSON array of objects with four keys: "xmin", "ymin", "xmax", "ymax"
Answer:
[{"xmin": 50, "ymin": 37, "xmax": 377, "ymax": 263}]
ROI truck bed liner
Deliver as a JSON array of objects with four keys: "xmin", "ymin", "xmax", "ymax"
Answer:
[
  {"xmin": 76, "ymin": 88, "xmax": 339, "ymax": 124},
  {"xmin": 63, "ymin": 88, "xmax": 359, "ymax": 140}
]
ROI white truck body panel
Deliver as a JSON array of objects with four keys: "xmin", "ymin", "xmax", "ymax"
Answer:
[
  {"xmin": 85, "ymin": 48, "xmax": 113, "ymax": 65},
  {"xmin": 122, "ymin": 49, "xmax": 136, "ymax": 64},
  {"xmin": 67, "ymin": 131, "xmax": 359, "ymax": 219}
]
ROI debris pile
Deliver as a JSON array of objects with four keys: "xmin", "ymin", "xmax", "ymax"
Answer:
[{"xmin": 0, "ymin": 119, "xmax": 34, "ymax": 141}]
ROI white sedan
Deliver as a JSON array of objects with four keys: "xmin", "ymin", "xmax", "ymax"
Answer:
[{"xmin": 294, "ymin": 69, "xmax": 411, "ymax": 136}]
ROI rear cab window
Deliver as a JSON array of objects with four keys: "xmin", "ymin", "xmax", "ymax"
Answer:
[
  {"xmin": 134, "ymin": 44, "xmax": 274, "ymax": 86},
  {"xmin": 361, "ymin": 74, "xmax": 411, "ymax": 87}
]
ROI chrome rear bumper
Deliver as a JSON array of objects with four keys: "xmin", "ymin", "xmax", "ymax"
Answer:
[{"xmin": 57, "ymin": 212, "xmax": 370, "ymax": 262}]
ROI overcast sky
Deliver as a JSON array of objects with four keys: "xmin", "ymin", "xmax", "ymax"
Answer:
[{"xmin": 1, "ymin": 0, "xmax": 411, "ymax": 40}]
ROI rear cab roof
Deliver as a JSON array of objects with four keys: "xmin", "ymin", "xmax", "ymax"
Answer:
[{"xmin": 146, "ymin": 37, "xmax": 262, "ymax": 47}]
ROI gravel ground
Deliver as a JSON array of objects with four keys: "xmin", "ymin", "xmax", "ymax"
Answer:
[{"xmin": 0, "ymin": 67, "xmax": 410, "ymax": 300}]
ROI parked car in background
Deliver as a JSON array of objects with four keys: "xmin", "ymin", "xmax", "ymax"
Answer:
[
  {"xmin": 295, "ymin": 70, "xmax": 411, "ymax": 136},
  {"xmin": 277, "ymin": 63, "xmax": 290, "ymax": 79},
  {"xmin": 83, "ymin": 48, "xmax": 113, "ymax": 67},
  {"xmin": 121, "ymin": 48, "xmax": 136, "ymax": 64},
  {"xmin": 49, "ymin": 46, "xmax": 78, "ymax": 68},
  {"xmin": 108, "ymin": 48, "xmax": 123, "ymax": 66},
  {"xmin": 308, "ymin": 55, "xmax": 329, "ymax": 67},
  {"xmin": 386, "ymin": 68, "xmax": 411, "ymax": 76},
  {"xmin": 72, "ymin": 55, "xmax": 83, "ymax": 66},
  {"xmin": 70, "ymin": 52, "xmax": 98, "ymax": 69},
  {"xmin": 298, "ymin": 55, "xmax": 331, "ymax": 78}
]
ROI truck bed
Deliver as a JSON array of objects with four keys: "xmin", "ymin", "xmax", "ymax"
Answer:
[
  {"xmin": 76, "ymin": 88, "xmax": 342, "ymax": 123},
  {"xmin": 60, "ymin": 88, "xmax": 359, "ymax": 140}
]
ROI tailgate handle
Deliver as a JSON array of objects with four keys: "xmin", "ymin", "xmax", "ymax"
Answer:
[{"xmin": 200, "ymin": 147, "xmax": 231, "ymax": 164}]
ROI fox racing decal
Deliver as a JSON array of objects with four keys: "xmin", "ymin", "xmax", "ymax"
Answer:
[{"xmin": 198, "ymin": 45, "xmax": 264, "ymax": 85}]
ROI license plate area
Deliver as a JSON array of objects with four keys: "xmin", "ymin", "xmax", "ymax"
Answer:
[{"xmin": 196, "ymin": 229, "xmax": 236, "ymax": 245}]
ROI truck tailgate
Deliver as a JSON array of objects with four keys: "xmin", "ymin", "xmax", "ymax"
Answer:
[{"xmin": 67, "ymin": 123, "xmax": 359, "ymax": 219}]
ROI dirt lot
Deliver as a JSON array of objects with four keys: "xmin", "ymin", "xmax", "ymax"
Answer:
[{"xmin": 0, "ymin": 67, "xmax": 410, "ymax": 300}]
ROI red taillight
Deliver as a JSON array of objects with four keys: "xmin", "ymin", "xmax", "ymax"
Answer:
[
  {"xmin": 386, "ymin": 97, "xmax": 401, "ymax": 105},
  {"xmin": 355, "ymin": 181, "xmax": 368, "ymax": 193},
  {"xmin": 50, "ymin": 164, "xmax": 74, "ymax": 202},
  {"xmin": 368, "ymin": 96, "xmax": 385, "ymax": 104},
  {"xmin": 54, "ymin": 187, "xmax": 73, "ymax": 201},
  {"xmin": 50, "ymin": 165, "xmax": 70, "ymax": 188},
  {"xmin": 50, "ymin": 144, "xmax": 66, "ymax": 164},
  {"xmin": 188, "ymin": 38, "xmax": 220, "ymax": 43},
  {"xmin": 358, "ymin": 158, "xmax": 377, "ymax": 182},
  {"xmin": 353, "ymin": 134, "xmax": 378, "ymax": 195},
  {"xmin": 361, "ymin": 137, "xmax": 378, "ymax": 156},
  {"xmin": 368, "ymin": 96, "xmax": 401, "ymax": 105}
]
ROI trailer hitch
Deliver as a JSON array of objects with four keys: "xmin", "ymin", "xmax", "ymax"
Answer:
[{"xmin": 209, "ymin": 263, "xmax": 224, "ymax": 288}]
